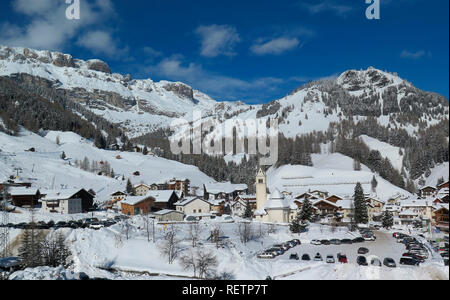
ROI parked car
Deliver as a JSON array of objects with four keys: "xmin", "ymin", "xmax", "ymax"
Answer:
[
  {"xmin": 400, "ymin": 257, "xmax": 420, "ymax": 266},
  {"xmin": 363, "ymin": 235, "xmax": 376, "ymax": 241},
  {"xmin": 289, "ymin": 253, "xmax": 300, "ymax": 260},
  {"xmin": 383, "ymin": 258, "xmax": 396, "ymax": 268},
  {"xmin": 358, "ymin": 247, "xmax": 369, "ymax": 255},
  {"xmin": 89, "ymin": 223, "xmax": 104, "ymax": 230},
  {"xmin": 357, "ymin": 256, "xmax": 368, "ymax": 266},
  {"xmin": 353, "ymin": 237, "xmax": 365, "ymax": 243},
  {"xmin": 326, "ymin": 255, "xmax": 335, "ymax": 264},
  {"xmin": 257, "ymin": 253, "xmax": 275, "ymax": 259},
  {"xmin": 274, "ymin": 244, "xmax": 290, "ymax": 251},
  {"xmin": 330, "ymin": 239, "xmax": 341, "ymax": 245},
  {"xmin": 265, "ymin": 249, "xmax": 279, "ymax": 256},
  {"xmin": 292, "ymin": 239, "xmax": 301, "ymax": 245},
  {"xmin": 301, "ymin": 254, "xmax": 311, "ymax": 261},
  {"xmin": 320, "ymin": 239, "xmax": 331, "ymax": 245},
  {"xmin": 337, "ymin": 253, "xmax": 348, "ymax": 264},
  {"xmin": 287, "ymin": 241, "xmax": 297, "ymax": 248},
  {"xmin": 311, "ymin": 240, "xmax": 321, "ymax": 245},
  {"xmin": 370, "ymin": 258, "xmax": 382, "ymax": 267},
  {"xmin": 402, "ymin": 253, "xmax": 425, "ymax": 263},
  {"xmin": 314, "ymin": 253, "xmax": 323, "ymax": 261},
  {"xmin": 341, "ymin": 239, "xmax": 353, "ymax": 244}
]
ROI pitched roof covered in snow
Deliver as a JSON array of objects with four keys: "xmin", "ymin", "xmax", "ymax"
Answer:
[
  {"xmin": 145, "ymin": 190, "xmax": 177, "ymax": 203},
  {"xmin": 121, "ymin": 195, "xmax": 154, "ymax": 206},
  {"xmin": 41, "ymin": 189, "xmax": 85, "ymax": 201},
  {"xmin": 9, "ymin": 187, "xmax": 39, "ymax": 196},
  {"xmin": 204, "ymin": 182, "xmax": 248, "ymax": 194},
  {"xmin": 175, "ymin": 197, "xmax": 210, "ymax": 207},
  {"xmin": 264, "ymin": 189, "xmax": 291, "ymax": 210},
  {"xmin": 154, "ymin": 209, "xmax": 183, "ymax": 216}
]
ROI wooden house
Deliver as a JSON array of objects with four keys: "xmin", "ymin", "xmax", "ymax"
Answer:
[
  {"xmin": 121, "ymin": 195, "xmax": 155, "ymax": 216},
  {"xmin": 9, "ymin": 187, "xmax": 41, "ymax": 207}
]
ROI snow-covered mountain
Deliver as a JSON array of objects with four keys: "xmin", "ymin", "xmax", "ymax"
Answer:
[{"xmin": 1, "ymin": 46, "xmax": 448, "ymax": 139}]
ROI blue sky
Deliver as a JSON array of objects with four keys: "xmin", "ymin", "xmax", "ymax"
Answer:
[{"xmin": 0, "ymin": 0, "xmax": 448, "ymax": 103}]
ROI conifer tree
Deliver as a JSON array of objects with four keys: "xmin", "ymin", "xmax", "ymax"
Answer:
[
  {"xmin": 299, "ymin": 197, "xmax": 313, "ymax": 222},
  {"xmin": 381, "ymin": 211, "xmax": 394, "ymax": 229},
  {"xmin": 243, "ymin": 200, "xmax": 253, "ymax": 219},
  {"xmin": 353, "ymin": 183, "xmax": 368, "ymax": 224}
]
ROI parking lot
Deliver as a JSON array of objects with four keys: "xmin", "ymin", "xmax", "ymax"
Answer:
[
  {"xmin": 0, "ymin": 215, "xmax": 129, "ymax": 231},
  {"xmin": 260, "ymin": 230, "xmax": 429, "ymax": 268}
]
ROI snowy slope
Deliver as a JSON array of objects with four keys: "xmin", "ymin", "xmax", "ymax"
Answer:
[
  {"xmin": 267, "ymin": 153, "xmax": 411, "ymax": 201},
  {"xmin": 360, "ymin": 135, "xmax": 404, "ymax": 172},
  {"xmin": 425, "ymin": 162, "xmax": 449, "ymax": 187},
  {"xmin": 0, "ymin": 128, "xmax": 214, "ymax": 203}
]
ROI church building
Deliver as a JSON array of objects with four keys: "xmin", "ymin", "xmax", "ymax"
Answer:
[{"xmin": 254, "ymin": 168, "xmax": 298, "ymax": 223}]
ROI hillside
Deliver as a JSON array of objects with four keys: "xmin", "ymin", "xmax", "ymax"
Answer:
[{"xmin": 0, "ymin": 128, "xmax": 214, "ymax": 203}]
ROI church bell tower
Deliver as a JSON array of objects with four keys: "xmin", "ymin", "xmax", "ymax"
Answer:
[{"xmin": 256, "ymin": 168, "xmax": 267, "ymax": 210}]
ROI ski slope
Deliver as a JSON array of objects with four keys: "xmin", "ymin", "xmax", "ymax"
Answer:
[{"xmin": 267, "ymin": 153, "xmax": 411, "ymax": 201}]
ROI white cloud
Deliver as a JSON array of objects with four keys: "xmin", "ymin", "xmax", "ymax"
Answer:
[
  {"xmin": 195, "ymin": 24, "xmax": 240, "ymax": 58},
  {"xmin": 0, "ymin": 0, "xmax": 119, "ymax": 54},
  {"xmin": 251, "ymin": 37, "xmax": 300, "ymax": 55},
  {"xmin": 77, "ymin": 30, "xmax": 128, "ymax": 58},
  {"xmin": 400, "ymin": 50, "xmax": 431, "ymax": 60},
  {"xmin": 145, "ymin": 56, "xmax": 285, "ymax": 101},
  {"xmin": 300, "ymin": 0, "xmax": 353, "ymax": 17}
]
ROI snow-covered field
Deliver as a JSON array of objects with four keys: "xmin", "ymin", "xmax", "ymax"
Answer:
[{"xmin": 7, "ymin": 218, "xmax": 446, "ymax": 280}]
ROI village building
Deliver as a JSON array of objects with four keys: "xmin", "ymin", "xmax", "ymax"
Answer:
[
  {"xmin": 154, "ymin": 209, "xmax": 185, "ymax": 222},
  {"xmin": 433, "ymin": 204, "xmax": 449, "ymax": 232},
  {"xmin": 209, "ymin": 198, "xmax": 227, "ymax": 216},
  {"xmin": 121, "ymin": 195, "xmax": 155, "ymax": 216},
  {"xmin": 397, "ymin": 210, "xmax": 419, "ymax": 226},
  {"xmin": 231, "ymin": 195, "xmax": 257, "ymax": 217},
  {"xmin": 400, "ymin": 199, "xmax": 434, "ymax": 221},
  {"xmin": 175, "ymin": 197, "xmax": 211, "ymax": 217},
  {"xmin": 438, "ymin": 181, "xmax": 450, "ymax": 191},
  {"xmin": 134, "ymin": 184, "xmax": 152, "ymax": 196},
  {"xmin": 312, "ymin": 199, "xmax": 340, "ymax": 217},
  {"xmin": 146, "ymin": 190, "xmax": 180, "ymax": 211},
  {"xmin": 419, "ymin": 186, "xmax": 437, "ymax": 198},
  {"xmin": 254, "ymin": 169, "xmax": 298, "ymax": 223},
  {"xmin": 41, "ymin": 189, "xmax": 87, "ymax": 214},
  {"xmin": 168, "ymin": 178, "xmax": 190, "ymax": 195},
  {"xmin": 110, "ymin": 191, "xmax": 126, "ymax": 203},
  {"xmin": 8, "ymin": 187, "xmax": 41, "ymax": 207},
  {"xmin": 203, "ymin": 182, "xmax": 248, "ymax": 201}
]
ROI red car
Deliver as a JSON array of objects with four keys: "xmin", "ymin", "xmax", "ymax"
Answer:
[
  {"xmin": 402, "ymin": 253, "xmax": 425, "ymax": 262},
  {"xmin": 337, "ymin": 253, "xmax": 348, "ymax": 264}
]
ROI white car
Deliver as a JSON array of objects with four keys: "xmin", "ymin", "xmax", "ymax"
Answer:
[
  {"xmin": 364, "ymin": 235, "xmax": 376, "ymax": 241},
  {"xmin": 89, "ymin": 223, "xmax": 104, "ymax": 230},
  {"xmin": 326, "ymin": 255, "xmax": 335, "ymax": 263},
  {"xmin": 311, "ymin": 240, "xmax": 322, "ymax": 245},
  {"xmin": 257, "ymin": 253, "xmax": 275, "ymax": 259}
]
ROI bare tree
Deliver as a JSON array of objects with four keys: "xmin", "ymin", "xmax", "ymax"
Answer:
[
  {"xmin": 120, "ymin": 219, "xmax": 131, "ymax": 240},
  {"xmin": 141, "ymin": 213, "xmax": 153, "ymax": 243},
  {"xmin": 210, "ymin": 224, "xmax": 223, "ymax": 249},
  {"xmin": 180, "ymin": 250, "xmax": 198, "ymax": 277},
  {"xmin": 266, "ymin": 223, "xmax": 277, "ymax": 235},
  {"xmin": 160, "ymin": 224, "xmax": 181, "ymax": 264},
  {"xmin": 188, "ymin": 222, "xmax": 201, "ymax": 248},
  {"xmin": 196, "ymin": 249, "xmax": 218, "ymax": 279},
  {"xmin": 236, "ymin": 221, "xmax": 254, "ymax": 244}
]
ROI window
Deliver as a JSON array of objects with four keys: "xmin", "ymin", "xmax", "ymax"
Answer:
[
  {"xmin": 258, "ymin": 179, "xmax": 264, "ymax": 184},
  {"xmin": 193, "ymin": 209, "xmax": 197, "ymax": 213},
  {"xmin": 199, "ymin": 209, "xmax": 202, "ymax": 213}
]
